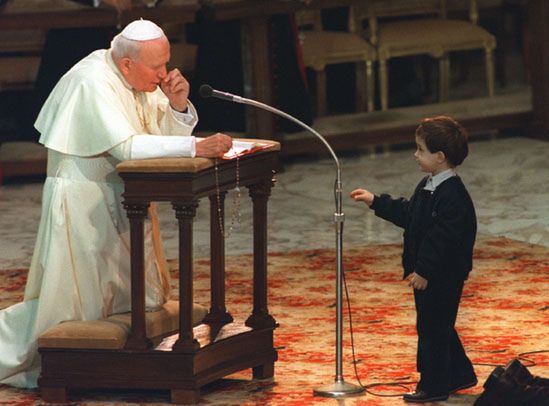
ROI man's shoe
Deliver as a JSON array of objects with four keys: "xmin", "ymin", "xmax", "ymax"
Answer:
[{"xmin": 403, "ymin": 390, "xmax": 449, "ymax": 403}]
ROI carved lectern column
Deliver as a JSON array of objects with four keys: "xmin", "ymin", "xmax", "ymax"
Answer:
[
  {"xmin": 124, "ymin": 202, "xmax": 152, "ymax": 350},
  {"xmin": 203, "ymin": 193, "xmax": 234, "ymax": 325},
  {"xmin": 246, "ymin": 179, "xmax": 276, "ymax": 329},
  {"xmin": 172, "ymin": 201, "xmax": 200, "ymax": 353}
]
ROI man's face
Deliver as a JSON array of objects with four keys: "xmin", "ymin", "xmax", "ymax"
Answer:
[{"xmin": 124, "ymin": 38, "xmax": 170, "ymax": 92}]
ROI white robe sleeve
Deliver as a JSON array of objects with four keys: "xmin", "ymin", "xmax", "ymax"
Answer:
[
  {"xmin": 36, "ymin": 50, "xmax": 199, "ymax": 157},
  {"xmin": 109, "ymin": 135, "xmax": 196, "ymax": 161},
  {"xmin": 171, "ymin": 102, "xmax": 197, "ymax": 127},
  {"xmin": 156, "ymin": 97, "xmax": 198, "ymax": 136}
]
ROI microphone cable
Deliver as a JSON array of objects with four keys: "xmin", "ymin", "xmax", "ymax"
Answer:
[
  {"xmin": 334, "ymin": 179, "xmax": 547, "ymax": 396},
  {"xmin": 341, "ymin": 262, "xmax": 419, "ymax": 397},
  {"xmin": 340, "ymin": 259, "xmax": 549, "ymax": 397},
  {"xmin": 335, "ymin": 180, "xmax": 418, "ymax": 397},
  {"xmin": 200, "ymin": 89, "xmax": 549, "ymax": 395}
]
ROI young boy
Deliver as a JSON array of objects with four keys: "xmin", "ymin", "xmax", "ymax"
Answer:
[{"xmin": 351, "ymin": 116, "xmax": 477, "ymax": 403}]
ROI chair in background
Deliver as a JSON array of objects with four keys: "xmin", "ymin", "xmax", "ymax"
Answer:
[
  {"xmin": 360, "ymin": 0, "xmax": 497, "ymax": 111},
  {"xmin": 295, "ymin": 6, "xmax": 377, "ymax": 116},
  {"xmin": 0, "ymin": 30, "xmax": 44, "ymax": 92}
]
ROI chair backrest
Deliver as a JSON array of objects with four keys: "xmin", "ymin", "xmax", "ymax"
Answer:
[
  {"xmin": 295, "ymin": 6, "xmax": 363, "ymax": 35},
  {"xmin": 357, "ymin": 0, "xmax": 447, "ymax": 20},
  {"xmin": 294, "ymin": 9, "xmax": 323, "ymax": 32},
  {"xmin": 355, "ymin": 0, "xmax": 480, "ymax": 45},
  {"xmin": 0, "ymin": 30, "xmax": 44, "ymax": 91},
  {"xmin": 356, "ymin": 0, "xmax": 481, "ymax": 22}
]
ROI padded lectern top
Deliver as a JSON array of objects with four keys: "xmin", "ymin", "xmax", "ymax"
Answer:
[{"xmin": 116, "ymin": 138, "xmax": 280, "ymax": 173}]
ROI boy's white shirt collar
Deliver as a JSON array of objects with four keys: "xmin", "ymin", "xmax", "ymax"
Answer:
[{"xmin": 424, "ymin": 168, "xmax": 456, "ymax": 191}]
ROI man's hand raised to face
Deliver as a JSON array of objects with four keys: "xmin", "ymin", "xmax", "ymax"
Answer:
[{"xmin": 161, "ymin": 68, "xmax": 190, "ymax": 112}]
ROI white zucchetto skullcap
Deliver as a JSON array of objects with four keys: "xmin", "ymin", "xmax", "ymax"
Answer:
[{"xmin": 120, "ymin": 19, "xmax": 164, "ymax": 41}]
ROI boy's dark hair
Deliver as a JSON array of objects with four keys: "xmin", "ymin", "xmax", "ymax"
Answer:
[{"xmin": 415, "ymin": 115, "xmax": 469, "ymax": 166}]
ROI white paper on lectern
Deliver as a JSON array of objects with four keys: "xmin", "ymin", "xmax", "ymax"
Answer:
[
  {"xmin": 223, "ymin": 140, "xmax": 270, "ymax": 159},
  {"xmin": 232, "ymin": 140, "xmax": 262, "ymax": 154}
]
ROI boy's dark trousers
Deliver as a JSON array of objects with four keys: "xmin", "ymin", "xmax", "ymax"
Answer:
[{"xmin": 414, "ymin": 277, "xmax": 476, "ymax": 394}]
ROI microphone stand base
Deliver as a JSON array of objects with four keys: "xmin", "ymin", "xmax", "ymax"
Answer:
[{"xmin": 313, "ymin": 380, "xmax": 364, "ymax": 398}]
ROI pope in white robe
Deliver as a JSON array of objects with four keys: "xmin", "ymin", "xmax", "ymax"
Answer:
[{"xmin": 0, "ymin": 20, "xmax": 232, "ymax": 388}]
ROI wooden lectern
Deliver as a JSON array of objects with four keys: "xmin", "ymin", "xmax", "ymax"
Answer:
[{"xmin": 38, "ymin": 141, "xmax": 280, "ymax": 404}]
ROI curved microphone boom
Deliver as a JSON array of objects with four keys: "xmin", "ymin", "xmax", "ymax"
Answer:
[
  {"xmin": 199, "ymin": 85, "xmax": 338, "ymax": 166},
  {"xmin": 199, "ymin": 84, "xmax": 243, "ymax": 103},
  {"xmin": 200, "ymin": 84, "xmax": 363, "ymax": 398}
]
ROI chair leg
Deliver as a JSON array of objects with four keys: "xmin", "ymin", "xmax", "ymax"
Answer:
[
  {"xmin": 438, "ymin": 55, "xmax": 450, "ymax": 102},
  {"xmin": 366, "ymin": 60, "xmax": 375, "ymax": 112},
  {"xmin": 316, "ymin": 69, "xmax": 327, "ymax": 116},
  {"xmin": 40, "ymin": 386, "xmax": 67, "ymax": 402},
  {"xmin": 486, "ymin": 48, "xmax": 495, "ymax": 97},
  {"xmin": 379, "ymin": 59, "xmax": 389, "ymax": 111},
  {"xmin": 253, "ymin": 361, "xmax": 275, "ymax": 379},
  {"xmin": 171, "ymin": 388, "xmax": 200, "ymax": 404},
  {"xmin": 355, "ymin": 63, "xmax": 367, "ymax": 112}
]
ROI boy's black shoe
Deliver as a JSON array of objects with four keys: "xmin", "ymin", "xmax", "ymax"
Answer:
[{"xmin": 403, "ymin": 390, "xmax": 449, "ymax": 403}]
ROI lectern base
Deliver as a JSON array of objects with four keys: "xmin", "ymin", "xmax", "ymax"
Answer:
[
  {"xmin": 39, "ymin": 322, "xmax": 277, "ymax": 404},
  {"xmin": 313, "ymin": 380, "xmax": 365, "ymax": 398}
]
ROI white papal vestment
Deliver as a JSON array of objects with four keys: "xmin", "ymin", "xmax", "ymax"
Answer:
[{"xmin": 0, "ymin": 49, "xmax": 198, "ymax": 387}]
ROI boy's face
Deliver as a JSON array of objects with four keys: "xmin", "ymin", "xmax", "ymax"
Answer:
[{"xmin": 414, "ymin": 135, "xmax": 445, "ymax": 174}]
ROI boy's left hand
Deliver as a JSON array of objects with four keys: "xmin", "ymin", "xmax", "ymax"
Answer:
[{"xmin": 407, "ymin": 272, "xmax": 428, "ymax": 290}]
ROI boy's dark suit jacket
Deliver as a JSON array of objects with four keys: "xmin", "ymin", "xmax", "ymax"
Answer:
[{"xmin": 371, "ymin": 175, "xmax": 477, "ymax": 282}]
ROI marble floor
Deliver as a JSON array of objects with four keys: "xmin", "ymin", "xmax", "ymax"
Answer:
[{"xmin": 0, "ymin": 134, "xmax": 548, "ymax": 271}]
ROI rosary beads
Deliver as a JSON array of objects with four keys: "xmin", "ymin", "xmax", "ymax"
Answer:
[{"xmin": 213, "ymin": 152, "xmax": 241, "ymax": 238}]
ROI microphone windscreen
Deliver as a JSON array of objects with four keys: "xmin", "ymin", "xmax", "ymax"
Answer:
[{"xmin": 199, "ymin": 84, "xmax": 213, "ymax": 98}]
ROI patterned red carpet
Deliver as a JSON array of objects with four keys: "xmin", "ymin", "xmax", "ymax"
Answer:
[{"xmin": 1, "ymin": 237, "xmax": 548, "ymax": 405}]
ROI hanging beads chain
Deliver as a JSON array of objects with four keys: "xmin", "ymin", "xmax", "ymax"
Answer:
[
  {"xmin": 214, "ymin": 152, "xmax": 241, "ymax": 238},
  {"xmin": 133, "ymin": 91, "xmax": 149, "ymax": 131}
]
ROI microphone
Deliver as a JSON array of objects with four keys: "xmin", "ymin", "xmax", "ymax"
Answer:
[
  {"xmin": 198, "ymin": 84, "xmax": 338, "ymax": 166},
  {"xmin": 199, "ymin": 84, "xmax": 243, "ymax": 103},
  {"xmin": 199, "ymin": 84, "xmax": 359, "ymax": 398}
]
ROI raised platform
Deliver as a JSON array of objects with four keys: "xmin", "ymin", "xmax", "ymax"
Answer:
[
  {"xmin": 281, "ymin": 88, "xmax": 533, "ymax": 156},
  {"xmin": 0, "ymin": 88, "xmax": 533, "ymax": 178},
  {"xmin": 0, "ymin": 141, "xmax": 46, "ymax": 178}
]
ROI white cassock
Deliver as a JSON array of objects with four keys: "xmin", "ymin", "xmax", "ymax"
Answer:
[{"xmin": 0, "ymin": 49, "xmax": 198, "ymax": 388}]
